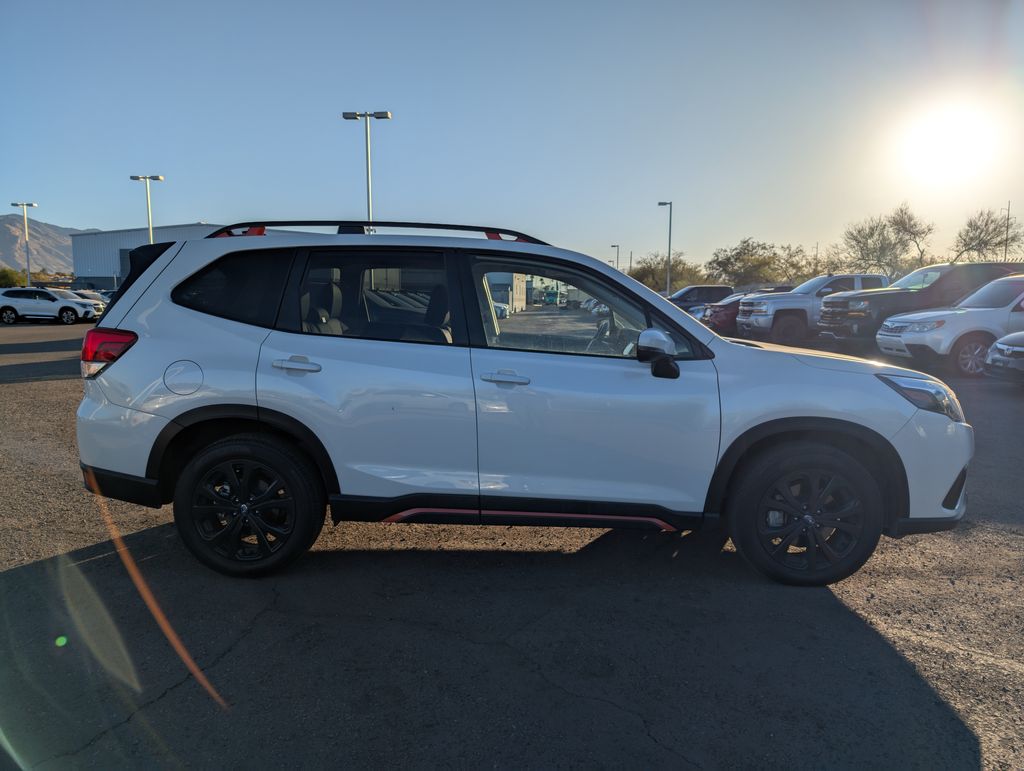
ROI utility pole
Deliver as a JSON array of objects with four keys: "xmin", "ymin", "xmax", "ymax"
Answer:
[
  {"xmin": 658, "ymin": 201, "xmax": 673, "ymax": 294},
  {"xmin": 629, "ymin": 250, "xmax": 633, "ymax": 272},
  {"xmin": 1003, "ymin": 201, "xmax": 1011, "ymax": 261}
]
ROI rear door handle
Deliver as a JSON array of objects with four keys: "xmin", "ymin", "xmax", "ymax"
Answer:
[
  {"xmin": 480, "ymin": 370, "xmax": 530, "ymax": 386},
  {"xmin": 272, "ymin": 356, "xmax": 322, "ymax": 373}
]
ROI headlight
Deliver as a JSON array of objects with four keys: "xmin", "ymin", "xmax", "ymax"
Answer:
[
  {"xmin": 906, "ymin": 319, "xmax": 945, "ymax": 333},
  {"xmin": 747, "ymin": 302, "xmax": 769, "ymax": 315},
  {"xmin": 877, "ymin": 374, "xmax": 964, "ymax": 422},
  {"xmin": 75, "ymin": 302, "xmax": 93, "ymax": 309},
  {"xmin": 848, "ymin": 300, "xmax": 871, "ymax": 310}
]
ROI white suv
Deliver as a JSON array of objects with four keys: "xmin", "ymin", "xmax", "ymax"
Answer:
[
  {"xmin": 76, "ymin": 221, "xmax": 974, "ymax": 585},
  {"xmin": 1, "ymin": 287, "xmax": 99, "ymax": 324},
  {"xmin": 875, "ymin": 274, "xmax": 1024, "ymax": 376}
]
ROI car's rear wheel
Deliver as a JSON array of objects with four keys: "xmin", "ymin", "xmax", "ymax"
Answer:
[
  {"xmin": 0, "ymin": 307, "xmax": 17, "ymax": 325},
  {"xmin": 770, "ymin": 315, "xmax": 807, "ymax": 345},
  {"xmin": 727, "ymin": 442, "xmax": 883, "ymax": 585},
  {"xmin": 173, "ymin": 434, "xmax": 326, "ymax": 576},
  {"xmin": 949, "ymin": 333, "xmax": 992, "ymax": 377},
  {"xmin": 58, "ymin": 307, "xmax": 78, "ymax": 325}
]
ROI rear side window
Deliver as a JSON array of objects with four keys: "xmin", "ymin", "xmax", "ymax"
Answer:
[
  {"xmin": 172, "ymin": 249, "xmax": 293, "ymax": 328},
  {"xmin": 296, "ymin": 250, "xmax": 462, "ymax": 345},
  {"xmin": 860, "ymin": 276, "xmax": 885, "ymax": 289}
]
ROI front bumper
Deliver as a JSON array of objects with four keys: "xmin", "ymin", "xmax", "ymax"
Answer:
[
  {"xmin": 887, "ymin": 409, "xmax": 973, "ymax": 534},
  {"xmin": 817, "ymin": 315, "xmax": 876, "ymax": 340},
  {"xmin": 984, "ymin": 349, "xmax": 1024, "ymax": 381},
  {"xmin": 736, "ymin": 314, "xmax": 771, "ymax": 337}
]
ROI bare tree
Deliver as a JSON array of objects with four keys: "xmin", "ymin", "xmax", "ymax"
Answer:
[
  {"xmin": 888, "ymin": 203, "xmax": 934, "ymax": 267},
  {"xmin": 951, "ymin": 209, "xmax": 1024, "ymax": 262},
  {"xmin": 839, "ymin": 216, "xmax": 910, "ymax": 278}
]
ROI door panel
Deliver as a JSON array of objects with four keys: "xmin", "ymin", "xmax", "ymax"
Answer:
[
  {"xmin": 471, "ymin": 348, "xmax": 720, "ymax": 512},
  {"xmin": 258, "ymin": 333, "xmax": 478, "ymax": 500}
]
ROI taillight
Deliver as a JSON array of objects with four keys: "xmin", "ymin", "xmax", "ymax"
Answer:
[{"xmin": 81, "ymin": 328, "xmax": 138, "ymax": 378}]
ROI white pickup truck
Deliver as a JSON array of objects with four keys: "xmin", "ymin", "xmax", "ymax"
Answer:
[{"xmin": 737, "ymin": 273, "xmax": 889, "ymax": 344}]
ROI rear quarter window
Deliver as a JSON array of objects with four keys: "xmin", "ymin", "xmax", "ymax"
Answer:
[{"xmin": 172, "ymin": 248, "xmax": 294, "ymax": 328}]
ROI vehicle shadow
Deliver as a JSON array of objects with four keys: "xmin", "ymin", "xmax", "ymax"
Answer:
[
  {"xmin": 0, "ymin": 358, "xmax": 80, "ymax": 384},
  {"xmin": 0, "ymin": 524, "xmax": 979, "ymax": 769}
]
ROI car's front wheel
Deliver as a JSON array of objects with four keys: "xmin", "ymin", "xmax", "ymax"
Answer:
[
  {"xmin": 173, "ymin": 434, "xmax": 326, "ymax": 577},
  {"xmin": 58, "ymin": 307, "xmax": 78, "ymax": 325},
  {"xmin": 727, "ymin": 442, "xmax": 883, "ymax": 586},
  {"xmin": 949, "ymin": 333, "xmax": 992, "ymax": 377}
]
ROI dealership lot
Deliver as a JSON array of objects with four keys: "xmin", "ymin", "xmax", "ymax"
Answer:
[{"xmin": 0, "ymin": 323, "xmax": 1021, "ymax": 768}]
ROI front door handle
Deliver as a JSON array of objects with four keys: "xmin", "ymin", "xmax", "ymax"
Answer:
[
  {"xmin": 272, "ymin": 356, "xmax": 322, "ymax": 373},
  {"xmin": 480, "ymin": 370, "xmax": 530, "ymax": 386}
]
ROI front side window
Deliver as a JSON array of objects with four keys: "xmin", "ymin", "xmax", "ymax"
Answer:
[
  {"xmin": 172, "ymin": 249, "xmax": 292, "ymax": 328},
  {"xmin": 470, "ymin": 257, "xmax": 693, "ymax": 358},
  {"xmin": 822, "ymin": 277, "xmax": 854, "ymax": 294},
  {"xmin": 298, "ymin": 250, "xmax": 459, "ymax": 345},
  {"xmin": 860, "ymin": 276, "xmax": 885, "ymax": 289}
]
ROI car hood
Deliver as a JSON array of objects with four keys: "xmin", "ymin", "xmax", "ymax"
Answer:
[
  {"xmin": 739, "ymin": 291, "xmax": 807, "ymax": 304},
  {"xmin": 887, "ymin": 307, "xmax": 985, "ymax": 324},
  {"xmin": 995, "ymin": 330, "xmax": 1024, "ymax": 346},
  {"xmin": 724, "ymin": 338, "xmax": 928, "ymax": 378},
  {"xmin": 825, "ymin": 287, "xmax": 915, "ymax": 303}
]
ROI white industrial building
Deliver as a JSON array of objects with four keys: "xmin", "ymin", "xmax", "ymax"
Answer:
[{"xmin": 72, "ymin": 223, "xmax": 220, "ymax": 289}]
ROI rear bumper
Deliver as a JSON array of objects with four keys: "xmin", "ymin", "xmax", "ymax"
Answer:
[{"xmin": 81, "ymin": 464, "xmax": 162, "ymax": 508}]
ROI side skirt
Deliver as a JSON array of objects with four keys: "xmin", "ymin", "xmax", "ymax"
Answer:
[{"xmin": 328, "ymin": 493, "xmax": 710, "ymax": 532}]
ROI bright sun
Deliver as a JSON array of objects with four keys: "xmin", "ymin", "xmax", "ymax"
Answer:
[{"xmin": 891, "ymin": 96, "xmax": 1007, "ymax": 189}]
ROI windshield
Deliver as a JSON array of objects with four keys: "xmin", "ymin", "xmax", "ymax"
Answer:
[
  {"xmin": 956, "ymin": 279, "xmax": 1024, "ymax": 309},
  {"xmin": 892, "ymin": 266, "xmax": 949, "ymax": 290},
  {"xmin": 53, "ymin": 289, "xmax": 80, "ymax": 300},
  {"xmin": 789, "ymin": 277, "xmax": 825, "ymax": 294},
  {"xmin": 76, "ymin": 291, "xmax": 103, "ymax": 300},
  {"xmin": 717, "ymin": 292, "xmax": 746, "ymax": 304}
]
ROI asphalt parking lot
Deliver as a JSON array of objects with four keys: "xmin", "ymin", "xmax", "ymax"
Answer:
[{"xmin": 0, "ymin": 322, "xmax": 1021, "ymax": 769}]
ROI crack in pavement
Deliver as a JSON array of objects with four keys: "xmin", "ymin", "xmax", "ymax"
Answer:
[{"xmin": 31, "ymin": 584, "xmax": 282, "ymax": 768}]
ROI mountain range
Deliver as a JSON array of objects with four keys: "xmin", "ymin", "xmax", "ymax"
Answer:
[{"xmin": 0, "ymin": 215, "xmax": 95, "ymax": 274}]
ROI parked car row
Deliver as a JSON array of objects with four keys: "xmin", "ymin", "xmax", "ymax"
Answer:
[
  {"xmin": 703, "ymin": 262, "xmax": 1024, "ymax": 379},
  {"xmin": 0, "ymin": 287, "xmax": 105, "ymax": 324}
]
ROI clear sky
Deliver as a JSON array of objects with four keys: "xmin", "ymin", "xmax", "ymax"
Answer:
[{"xmin": 2, "ymin": 0, "xmax": 1022, "ymax": 265}]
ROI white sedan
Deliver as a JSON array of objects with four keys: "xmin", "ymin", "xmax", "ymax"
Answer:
[{"xmin": 875, "ymin": 274, "xmax": 1024, "ymax": 376}]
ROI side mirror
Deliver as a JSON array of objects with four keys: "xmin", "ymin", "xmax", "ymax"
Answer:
[
  {"xmin": 637, "ymin": 328, "xmax": 675, "ymax": 362},
  {"xmin": 816, "ymin": 287, "xmax": 834, "ymax": 297},
  {"xmin": 637, "ymin": 329, "xmax": 680, "ymax": 379}
]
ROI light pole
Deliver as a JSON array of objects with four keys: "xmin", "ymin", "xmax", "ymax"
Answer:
[
  {"xmin": 610, "ymin": 244, "xmax": 620, "ymax": 270},
  {"xmin": 658, "ymin": 201, "xmax": 673, "ymax": 294},
  {"xmin": 10, "ymin": 202, "xmax": 38, "ymax": 287},
  {"xmin": 129, "ymin": 175, "xmax": 164, "ymax": 244},
  {"xmin": 341, "ymin": 111, "xmax": 392, "ymax": 222},
  {"xmin": 629, "ymin": 250, "xmax": 633, "ymax": 272},
  {"xmin": 1002, "ymin": 201, "xmax": 1012, "ymax": 261}
]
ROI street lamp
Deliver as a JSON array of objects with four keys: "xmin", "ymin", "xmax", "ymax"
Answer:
[
  {"xmin": 610, "ymin": 244, "xmax": 620, "ymax": 270},
  {"xmin": 129, "ymin": 175, "xmax": 164, "ymax": 244},
  {"xmin": 341, "ymin": 111, "xmax": 392, "ymax": 222},
  {"xmin": 658, "ymin": 201, "xmax": 673, "ymax": 294},
  {"xmin": 10, "ymin": 202, "xmax": 38, "ymax": 287}
]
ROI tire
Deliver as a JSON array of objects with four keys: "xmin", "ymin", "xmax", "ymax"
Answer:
[
  {"xmin": 173, "ymin": 434, "xmax": 327, "ymax": 577},
  {"xmin": 770, "ymin": 315, "xmax": 807, "ymax": 345},
  {"xmin": 58, "ymin": 307, "xmax": 78, "ymax": 325},
  {"xmin": 949, "ymin": 333, "xmax": 993, "ymax": 378},
  {"xmin": 0, "ymin": 307, "xmax": 17, "ymax": 325},
  {"xmin": 726, "ymin": 442, "xmax": 883, "ymax": 586}
]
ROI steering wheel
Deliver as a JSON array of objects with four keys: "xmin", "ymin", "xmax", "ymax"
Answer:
[{"xmin": 585, "ymin": 319, "xmax": 617, "ymax": 354}]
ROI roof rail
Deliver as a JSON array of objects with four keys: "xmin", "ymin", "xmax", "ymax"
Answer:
[{"xmin": 205, "ymin": 220, "xmax": 548, "ymax": 245}]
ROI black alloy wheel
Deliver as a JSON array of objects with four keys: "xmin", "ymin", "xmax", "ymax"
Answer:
[
  {"xmin": 191, "ymin": 459, "xmax": 297, "ymax": 562},
  {"xmin": 173, "ymin": 435, "xmax": 325, "ymax": 576},
  {"xmin": 727, "ymin": 442, "xmax": 883, "ymax": 585},
  {"xmin": 755, "ymin": 469, "xmax": 864, "ymax": 575}
]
